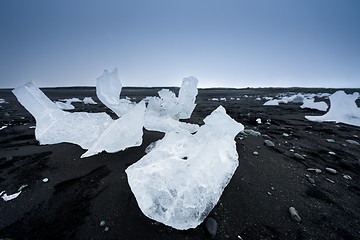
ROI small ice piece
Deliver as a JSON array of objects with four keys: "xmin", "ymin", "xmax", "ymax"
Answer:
[
  {"xmin": 12, "ymin": 82, "xmax": 113, "ymax": 149},
  {"xmin": 211, "ymin": 98, "xmax": 219, "ymax": 101},
  {"xmin": 126, "ymin": 106, "xmax": 244, "ymax": 230},
  {"xmin": 81, "ymin": 101, "xmax": 146, "ymax": 158},
  {"xmin": 220, "ymin": 97, "xmax": 226, "ymax": 101},
  {"xmin": 100, "ymin": 221, "xmax": 106, "ymax": 227},
  {"xmin": 0, "ymin": 126, "xmax": 7, "ymax": 131},
  {"xmin": 96, "ymin": 68, "xmax": 136, "ymax": 117},
  {"xmin": 18, "ymin": 184, "xmax": 28, "ymax": 191},
  {"xmin": 255, "ymin": 97, "xmax": 261, "ymax": 101},
  {"xmin": 42, "ymin": 178, "xmax": 49, "ymax": 183},
  {"xmin": 55, "ymin": 101, "xmax": 75, "ymax": 110},
  {"xmin": 256, "ymin": 118, "xmax": 262, "ymax": 124},
  {"xmin": 300, "ymin": 98, "xmax": 328, "ymax": 111},
  {"xmin": 263, "ymin": 99, "xmax": 279, "ymax": 106},
  {"xmin": 305, "ymin": 91, "xmax": 360, "ymax": 127},
  {"xmin": 83, "ymin": 97, "xmax": 97, "ymax": 105},
  {"xmin": 0, "ymin": 98, "xmax": 5, "ymax": 103},
  {"xmin": 1, "ymin": 191, "xmax": 22, "ymax": 201},
  {"xmin": 326, "ymin": 139, "xmax": 335, "ymax": 143}
]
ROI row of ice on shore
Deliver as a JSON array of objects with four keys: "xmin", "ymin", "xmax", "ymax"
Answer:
[
  {"xmin": 12, "ymin": 69, "xmax": 243, "ymax": 230},
  {"xmin": 263, "ymin": 91, "xmax": 360, "ymax": 127}
]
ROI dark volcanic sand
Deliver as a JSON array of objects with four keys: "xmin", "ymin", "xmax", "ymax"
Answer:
[{"xmin": 0, "ymin": 87, "xmax": 359, "ymax": 240}]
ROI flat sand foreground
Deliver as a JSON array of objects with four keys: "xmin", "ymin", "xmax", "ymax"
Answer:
[{"xmin": 0, "ymin": 87, "xmax": 359, "ymax": 240}]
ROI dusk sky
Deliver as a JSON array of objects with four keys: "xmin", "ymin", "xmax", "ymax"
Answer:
[{"xmin": 1, "ymin": 0, "xmax": 359, "ymax": 88}]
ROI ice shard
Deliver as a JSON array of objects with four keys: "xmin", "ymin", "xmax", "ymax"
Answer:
[
  {"xmin": 126, "ymin": 106, "xmax": 244, "ymax": 230},
  {"xmin": 12, "ymin": 81, "xmax": 113, "ymax": 149},
  {"xmin": 300, "ymin": 98, "xmax": 328, "ymax": 111},
  {"xmin": 81, "ymin": 101, "xmax": 146, "ymax": 158},
  {"xmin": 177, "ymin": 76, "xmax": 198, "ymax": 119},
  {"xmin": 96, "ymin": 68, "xmax": 135, "ymax": 117},
  {"xmin": 305, "ymin": 91, "xmax": 360, "ymax": 127}
]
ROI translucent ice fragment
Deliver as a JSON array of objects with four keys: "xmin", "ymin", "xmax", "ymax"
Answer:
[
  {"xmin": 126, "ymin": 106, "xmax": 244, "ymax": 230},
  {"xmin": 1, "ymin": 191, "xmax": 21, "ymax": 201},
  {"xmin": 96, "ymin": 68, "xmax": 135, "ymax": 117},
  {"xmin": 12, "ymin": 81, "xmax": 113, "ymax": 149},
  {"xmin": 81, "ymin": 101, "xmax": 145, "ymax": 158},
  {"xmin": 300, "ymin": 98, "xmax": 328, "ymax": 111},
  {"xmin": 146, "ymin": 77, "xmax": 198, "ymax": 120}
]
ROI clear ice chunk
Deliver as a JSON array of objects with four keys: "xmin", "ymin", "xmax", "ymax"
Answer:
[
  {"xmin": 300, "ymin": 98, "xmax": 328, "ymax": 111},
  {"xmin": 81, "ymin": 101, "xmax": 145, "ymax": 158},
  {"xmin": 12, "ymin": 81, "xmax": 113, "ymax": 149},
  {"xmin": 96, "ymin": 68, "xmax": 135, "ymax": 117},
  {"xmin": 126, "ymin": 106, "xmax": 244, "ymax": 230},
  {"xmin": 146, "ymin": 77, "xmax": 198, "ymax": 120},
  {"xmin": 305, "ymin": 90, "xmax": 360, "ymax": 127}
]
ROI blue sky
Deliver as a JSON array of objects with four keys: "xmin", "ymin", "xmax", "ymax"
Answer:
[{"xmin": 1, "ymin": 0, "xmax": 359, "ymax": 88}]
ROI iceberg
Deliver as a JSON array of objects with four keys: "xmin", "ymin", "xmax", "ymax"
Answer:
[
  {"xmin": 305, "ymin": 91, "xmax": 360, "ymax": 127},
  {"xmin": 126, "ymin": 106, "xmax": 244, "ymax": 230},
  {"xmin": 300, "ymin": 98, "xmax": 328, "ymax": 111},
  {"xmin": 81, "ymin": 101, "xmax": 145, "ymax": 158},
  {"xmin": 96, "ymin": 68, "xmax": 135, "ymax": 117},
  {"xmin": 12, "ymin": 81, "xmax": 113, "ymax": 149}
]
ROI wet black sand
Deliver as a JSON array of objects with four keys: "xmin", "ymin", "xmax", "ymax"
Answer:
[{"xmin": 0, "ymin": 87, "xmax": 359, "ymax": 239}]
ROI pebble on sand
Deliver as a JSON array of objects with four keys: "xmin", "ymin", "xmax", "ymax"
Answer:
[
  {"xmin": 264, "ymin": 140, "xmax": 275, "ymax": 147},
  {"xmin": 325, "ymin": 167, "xmax": 337, "ymax": 174},
  {"xmin": 104, "ymin": 227, "xmax": 109, "ymax": 232},
  {"xmin": 307, "ymin": 177, "xmax": 316, "ymax": 184},
  {"xmin": 294, "ymin": 153, "xmax": 305, "ymax": 160},
  {"xmin": 346, "ymin": 139, "xmax": 360, "ymax": 145},
  {"xmin": 307, "ymin": 168, "xmax": 322, "ymax": 173},
  {"xmin": 326, "ymin": 178, "xmax": 335, "ymax": 184},
  {"xmin": 100, "ymin": 221, "xmax": 106, "ymax": 227},
  {"xmin": 253, "ymin": 151, "xmax": 259, "ymax": 156},
  {"xmin": 326, "ymin": 139, "xmax": 335, "ymax": 143},
  {"xmin": 204, "ymin": 217, "xmax": 218, "ymax": 239},
  {"xmin": 289, "ymin": 207, "xmax": 302, "ymax": 222},
  {"xmin": 343, "ymin": 174, "xmax": 352, "ymax": 180}
]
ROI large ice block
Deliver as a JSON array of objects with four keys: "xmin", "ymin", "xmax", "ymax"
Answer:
[
  {"xmin": 12, "ymin": 82, "xmax": 113, "ymax": 149},
  {"xmin": 96, "ymin": 68, "xmax": 135, "ymax": 117},
  {"xmin": 81, "ymin": 101, "xmax": 145, "ymax": 158},
  {"xmin": 300, "ymin": 98, "xmax": 328, "ymax": 111},
  {"xmin": 126, "ymin": 106, "xmax": 244, "ymax": 230},
  {"xmin": 305, "ymin": 90, "xmax": 360, "ymax": 127}
]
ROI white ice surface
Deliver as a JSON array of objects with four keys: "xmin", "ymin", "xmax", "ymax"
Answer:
[
  {"xmin": 300, "ymin": 98, "xmax": 328, "ymax": 111},
  {"xmin": 1, "ymin": 191, "xmax": 21, "ymax": 201},
  {"xmin": 12, "ymin": 81, "xmax": 113, "ymax": 149},
  {"xmin": 146, "ymin": 77, "xmax": 198, "ymax": 120},
  {"xmin": 83, "ymin": 97, "xmax": 97, "ymax": 104},
  {"xmin": 144, "ymin": 112, "xmax": 199, "ymax": 133},
  {"xmin": 305, "ymin": 91, "xmax": 360, "ymax": 127},
  {"xmin": 126, "ymin": 106, "xmax": 244, "ymax": 230},
  {"xmin": 81, "ymin": 101, "xmax": 145, "ymax": 158},
  {"xmin": 0, "ymin": 99, "xmax": 5, "ymax": 104},
  {"xmin": 96, "ymin": 68, "xmax": 135, "ymax": 117}
]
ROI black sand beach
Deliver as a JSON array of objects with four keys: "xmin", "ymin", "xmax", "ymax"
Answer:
[{"xmin": 0, "ymin": 87, "xmax": 359, "ymax": 240}]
